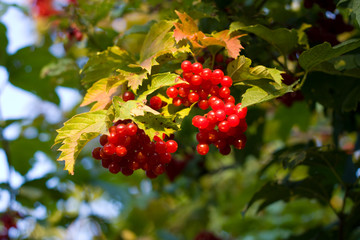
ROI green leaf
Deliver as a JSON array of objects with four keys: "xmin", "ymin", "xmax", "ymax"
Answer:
[
  {"xmin": 343, "ymin": 84, "xmax": 360, "ymax": 111},
  {"xmin": 81, "ymin": 46, "xmax": 136, "ymax": 86},
  {"xmin": 0, "ymin": 23, "xmax": 8, "ymax": 66},
  {"xmin": 117, "ymin": 68, "xmax": 148, "ymax": 93},
  {"xmin": 230, "ymin": 23, "xmax": 298, "ymax": 55},
  {"xmin": 311, "ymin": 54, "xmax": 360, "ymax": 78},
  {"xmin": 338, "ymin": 0, "xmax": 360, "ymax": 26},
  {"xmin": 137, "ymin": 73, "xmax": 180, "ymax": 101},
  {"xmin": 139, "ymin": 20, "xmax": 191, "ymax": 73},
  {"xmin": 80, "ymin": 77, "xmax": 126, "ymax": 111},
  {"xmin": 236, "ymin": 79, "xmax": 293, "ymax": 108},
  {"xmin": 299, "ymin": 39, "xmax": 360, "ymax": 71},
  {"xmin": 6, "ymin": 46, "xmax": 59, "ymax": 104},
  {"xmin": 112, "ymin": 97, "xmax": 179, "ymax": 140},
  {"xmin": 54, "ymin": 110, "xmax": 110, "ymax": 175},
  {"xmin": 227, "ymin": 56, "xmax": 284, "ymax": 85},
  {"xmin": 40, "ymin": 58, "xmax": 81, "ymax": 88}
]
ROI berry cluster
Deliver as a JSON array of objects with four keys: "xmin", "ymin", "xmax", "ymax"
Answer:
[
  {"xmin": 92, "ymin": 91, "xmax": 177, "ymax": 178},
  {"xmin": 166, "ymin": 60, "xmax": 247, "ymax": 156},
  {"xmin": 92, "ymin": 121, "xmax": 178, "ymax": 178}
]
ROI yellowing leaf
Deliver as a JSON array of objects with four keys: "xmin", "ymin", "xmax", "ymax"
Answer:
[
  {"xmin": 173, "ymin": 11, "xmax": 199, "ymax": 42},
  {"xmin": 53, "ymin": 110, "xmax": 110, "ymax": 174},
  {"xmin": 80, "ymin": 77, "xmax": 126, "ymax": 111}
]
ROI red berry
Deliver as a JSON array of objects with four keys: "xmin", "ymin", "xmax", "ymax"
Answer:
[
  {"xmin": 233, "ymin": 134, "xmax": 247, "ymax": 149},
  {"xmin": 121, "ymin": 167, "xmax": 134, "ymax": 176},
  {"xmin": 103, "ymin": 143, "xmax": 116, "ymax": 155},
  {"xmin": 201, "ymin": 68, "xmax": 212, "ymax": 80},
  {"xmin": 115, "ymin": 145, "xmax": 127, "ymax": 157},
  {"xmin": 126, "ymin": 123, "xmax": 138, "ymax": 136},
  {"xmin": 209, "ymin": 85, "xmax": 219, "ymax": 96},
  {"xmin": 197, "ymin": 143, "xmax": 209, "ymax": 155},
  {"xmin": 224, "ymin": 102, "xmax": 236, "ymax": 115},
  {"xmin": 101, "ymin": 158, "xmax": 111, "ymax": 168},
  {"xmin": 215, "ymin": 109, "xmax": 226, "ymax": 121},
  {"xmin": 191, "ymin": 62, "xmax": 203, "ymax": 74},
  {"xmin": 166, "ymin": 140, "xmax": 178, "ymax": 153},
  {"xmin": 150, "ymin": 96, "xmax": 163, "ymax": 110},
  {"xmin": 211, "ymin": 99, "xmax": 225, "ymax": 111},
  {"xmin": 219, "ymin": 86, "xmax": 231, "ymax": 99},
  {"xmin": 92, "ymin": 147, "xmax": 101, "ymax": 160},
  {"xmin": 173, "ymin": 97, "xmax": 182, "ymax": 106},
  {"xmin": 100, "ymin": 135, "xmax": 108, "ymax": 146},
  {"xmin": 218, "ymin": 120, "xmax": 230, "ymax": 132},
  {"xmin": 196, "ymin": 131, "xmax": 209, "ymax": 143},
  {"xmin": 198, "ymin": 99, "xmax": 209, "ymax": 110},
  {"xmin": 107, "ymin": 131, "xmax": 119, "ymax": 144},
  {"xmin": 146, "ymin": 170, "xmax": 158, "ymax": 179},
  {"xmin": 188, "ymin": 92, "xmax": 200, "ymax": 103},
  {"xmin": 235, "ymin": 103, "xmax": 248, "ymax": 118},
  {"xmin": 181, "ymin": 60, "xmax": 192, "ymax": 73},
  {"xmin": 207, "ymin": 110, "xmax": 217, "ymax": 123},
  {"xmin": 109, "ymin": 162, "xmax": 121, "ymax": 174},
  {"xmin": 221, "ymin": 76, "xmax": 233, "ymax": 87},
  {"xmin": 192, "ymin": 116, "xmax": 209, "ymax": 129},
  {"xmin": 116, "ymin": 124, "xmax": 126, "ymax": 136},
  {"xmin": 160, "ymin": 152, "xmax": 172, "ymax": 163},
  {"xmin": 153, "ymin": 164, "xmax": 166, "ymax": 175},
  {"xmin": 211, "ymin": 69, "xmax": 224, "ymax": 84},
  {"xmin": 122, "ymin": 91, "xmax": 135, "ymax": 101},
  {"xmin": 155, "ymin": 140, "xmax": 167, "ymax": 154},
  {"xmin": 178, "ymin": 86, "xmax": 190, "ymax": 97},
  {"xmin": 191, "ymin": 74, "xmax": 203, "ymax": 85},
  {"xmin": 225, "ymin": 95, "xmax": 235, "ymax": 103},
  {"xmin": 166, "ymin": 86, "xmax": 178, "ymax": 98},
  {"xmin": 227, "ymin": 114, "xmax": 240, "ymax": 127},
  {"xmin": 219, "ymin": 145, "xmax": 231, "ymax": 155}
]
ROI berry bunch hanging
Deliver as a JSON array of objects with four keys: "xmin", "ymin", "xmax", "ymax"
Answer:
[
  {"xmin": 91, "ymin": 91, "xmax": 178, "ymax": 179},
  {"xmin": 166, "ymin": 60, "xmax": 248, "ymax": 156}
]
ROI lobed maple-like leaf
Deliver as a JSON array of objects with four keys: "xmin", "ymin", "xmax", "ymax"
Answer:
[
  {"xmin": 53, "ymin": 110, "xmax": 110, "ymax": 174},
  {"xmin": 173, "ymin": 11, "xmax": 244, "ymax": 59},
  {"xmin": 112, "ymin": 97, "xmax": 178, "ymax": 140},
  {"xmin": 80, "ymin": 77, "xmax": 126, "ymax": 111}
]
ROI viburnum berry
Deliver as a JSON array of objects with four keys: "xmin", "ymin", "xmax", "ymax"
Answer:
[
  {"xmin": 122, "ymin": 91, "xmax": 135, "ymax": 101},
  {"xmin": 192, "ymin": 62, "xmax": 203, "ymax": 74},
  {"xmin": 166, "ymin": 86, "xmax": 178, "ymax": 98},
  {"xmin": 166, "ymin": 140, "xmax": 178, "ymax": 153},
  {"xmin": 197, "ymin": 143, "xmax": 209, "ymax": 155},
  {"xmin": 149, "ymin": 96, "xmax": 163, "ymax": 110},
  {"xmin": 181, "ymin": 60, "xmax": 192, "ymax": 73},
  {"xmin": 188, "ymin": 92, "xmax": 200, "ymax": 103}
]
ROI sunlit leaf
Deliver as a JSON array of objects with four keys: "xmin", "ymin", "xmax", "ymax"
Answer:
[{"xmin": 53, "ymin": 110, "xmax": 110, "ymax": 174}]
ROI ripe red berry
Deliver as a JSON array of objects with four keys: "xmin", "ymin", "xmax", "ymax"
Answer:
[
  {"xmin": 188, "ymin": 92, "xmax": 200, "ymax": 103},
  {"xmin": 109, "ymin": 162, "xmax": 121, "ymax": 174},
  {"xmin": 215, "ymin": 109, "xmax": 226, "ymax": 121},
  {"xmin": 192, "ymin": 116, "xmax": 209, "ymax": 129},
  {"xmin": 100, "ymin": 135, "xmax": 108, "ymax": 146},
  {"xmin": 192, "ymin": 62, "xmax": 203, "ymax": 74},
  {"xmin": 219, "ymin": 86, "xmax": 231, "ymax": 99},
  {"xmin": 219, "ymin": 145, "xmax": 231, "ymax": 155},
  {"xmin": 155, "ymin": 140, "xmax": 167, "ymax": 154},
  {"xmin": 183, "ymin": 72, "xmax": 194, "ymax": 81},
  {"xmin": 173, "ymin": 97, "xmax": 182, "ymax": 106},
  {"xmin": 225, "ymin": 95, "xmax": 235, "ymax": 103},
  {"xmin": 166, "ymin": 86, "xmax": 178, "ymax": 98},
  {"xmin": 196, "ymin": 131, "xmax": 209, "ymax": 143},
  {"xmin": 150, "ymin": 96, "xmax": 163, "ymax": 110},
  {"xmin": 178, "ymin": 86, "xmax": 190, "ymax": 97},
  {"xmin": 198, "ymin": 99, "xmax": 209, "ymax": 110},
  {"xmin": 122, "ymin": 167, "xmax": 134, "ymax": 176},
  {"xmin": 233, "ymin": 134, "xmax": 247, "ymax": 149},
  {"xmin": 122, "ymin": 91, "xmax": 135, "ymax": 101},
  {"xmin": 166, "ymin": 140, "xmax": 178, "ymax": 153},
  {"xmin": 227, "ymin": 114, "xmax": 240, "ymax": 127},
  {"xmin": 211, "ymin": 69, "xmax": 224, "ymax": 84},
  {"xmin": 181, "ymin": 60, "xmax": 192, "ymax": 73},
  {"xmin": 218, "ymin": 120, "xmax": 230, "ymax": 132},
  {"xmin": 197, "ymin": 143, "xmax": 209, "ymax": 155},
  {"xmin": 126, "ymin": 123, "xmax": 138, "ymax": 136},
  {"xmin": 211, "ymin": 99, "xmax": 225, "ymax": 111},
  {"xmin": 235, "ymin": 103, "xmax": 248, "ymax": 118},
  {"xmin": 224, "ymin": 102, "xmax": 235, "ymax": 115},
  {"xmin": 153, "ymin": 164, "xmax": 165, "ymax": 175},
  {"xmin": 221, "ymin": 76, "xmax": 233, "ymax": 87},
  {"xmin": 103, "ymin": 143, "xmax": 116, "ymax": 155},
  {"xmin": 191, "ymin": 75, "xmax": 203, "ymax": 86},
  {"xmin": 92, "ymin": 147, "xmax": 102, "ymax": 160},
  {"xmin": 201, "ymin": 68, "xmax": 212, "ymax": 80},
  {"xmin": 207, "ymin": 110, "xmax": 217, "ymax": 123},
  {"xmin": 116, "ymin": 124, "xmax": 126, "ymax": 136},
  {"xmin": 115, "ymin": 145, "xmax": 127, "ymax": 157}
]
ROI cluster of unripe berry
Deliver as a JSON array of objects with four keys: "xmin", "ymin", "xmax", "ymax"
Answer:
[
  {"xmin": 166, "ymin": 60, "xmax": 247, "ymax": 156},
  {"xmin": 91, "ymin": 91, "xmax": 177, "ymax": 178}
]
